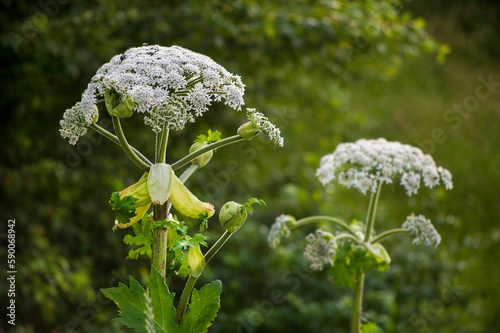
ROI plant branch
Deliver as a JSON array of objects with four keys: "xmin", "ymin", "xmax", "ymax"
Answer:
[
  {"xmin": 174, "ymin": 231, "xmax": 233, "ymax": 325},
  {"xmin": 111, "ymin": 117, "xmax": 151, "ymax": 172},
  {"xmin": 291, "ymin": 216, "xmax": 358, "ymax": 238},
  {"xmin": 171, "ymin": 135, "xmax": 244, "ymax": 171},
  {"xmin": 90, "ymin": 124, "xmax": 152, "ymax": 166},
  {"xmin": 371, "ymin": 228, "xmax": 410, "ymax": 244}
]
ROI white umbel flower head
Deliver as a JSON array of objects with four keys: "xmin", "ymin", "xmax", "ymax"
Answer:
[
  {"xmin": 316, "ymin": 138, "xmax": 453, "ymax": 195},
  {"xmin": 303, "ymin": 229, "xmax": 336, "ymax": 271},
  {"xmin": 268, "ymin": 214, "xmax": 295, "ymax": 248},
  {"xmin": 402, "ymin": 215, "xmax": 441, "ymax": 246},
  {"xmin": 60, "ymin": 45, "xmax": 246, "ymax": 144}
]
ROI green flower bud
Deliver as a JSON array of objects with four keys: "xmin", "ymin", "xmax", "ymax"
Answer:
[
  {"xmin": 237, "ymin": 121, "xmax": 259, "ymax": 141},
  {"xmin": 219, "ymin": 201, "xmax": 248, "ymax": 233},
  {"xmin": 188, "ymin": 245, "xmax": 205, "ymax": 278},
  {"xmin": 147, "ymin": 163, "xmax": 174, "ymax": 205},
  {"xmin": 105, "ymin": 90, "xmax": 134, "ymax": 118},
  {"xmin": 189, "ymin": 142, "xmax": 213, "ymax": 168}
]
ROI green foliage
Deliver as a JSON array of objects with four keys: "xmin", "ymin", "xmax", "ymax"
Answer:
[
  {"xmin": 361, "ymin": 321, "xmax": 382, "ymax": 333},
  {"xmin": 101, "ymin": 268, "xmax": 222, "ymax": 333},
  {"xmin": 194, "ymin": 129, "xmax": 222, "ymax": 144},
  {"xmin": 124, "ymin": 214, "xmax": 154, "ymax": 259},
  {"xmin": 110, "ymin": 192, "xmax": 138, "ymax": 226},
  {"xmin": 329, "ymin": 240, "xmax": 391, "ymax": 289},
  {"xmin": 242, "ymin": 197, "xmax": 266, "ymax": 215}
]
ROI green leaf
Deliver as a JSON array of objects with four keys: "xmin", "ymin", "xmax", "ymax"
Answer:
[
  {"xmin": 102, "ymin": 268, "xmax": 222, "ymax": 333},
  {"xmin": 181, "ymin": 280, "xmax": 222, "ymax": 333},
  {"xmin": 361, "ymin": 321, "xmax": 382, "ymax": 333},
  {"xmin": 242, "ymin": 197, "xmax": 266, "ymax": 215},
  {"xmin": 329, "ymin": 240, "xmax": 391, "ymax": 289},
  {"xmin": 110, "ymin": 192, "xmax": 138, "ymax": 226},
  {"xmin": 123, "ymin": 214, "xmax": 154, "ymax": 259},
  {"xmin": 194, "ymin": 129, "xmax": 221, "ymax": 144}
]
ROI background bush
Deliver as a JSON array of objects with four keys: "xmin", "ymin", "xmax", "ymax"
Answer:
[{"xmin": 1, "ymin": 0, "xmax": 499, "ymax": 332}]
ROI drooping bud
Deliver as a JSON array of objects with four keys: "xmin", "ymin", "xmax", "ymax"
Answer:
[
  {"xmin": 169, "ymin": 173, "xmax": 215, "ymax": 219},
  {"xmin": 188, "ymin": 245, "xmax": 205, "ymax": 278},
  {"xmin": 237, "ymin": 121, "xmax": 259, "ymax": 141},
  {"xmin": 147, "ymin": 163, "xmax": 174, "ymax": 205},
  {"xmin": 189, "ymin": 142, "xmax": 213, "ymax": 168},
  {"xmin": 105, "ymin": 90, "xmax": 134, "ymax": 118},
  {"xmin": 219, "ymin": 201, "xmax": 248, "ymax": 233}
]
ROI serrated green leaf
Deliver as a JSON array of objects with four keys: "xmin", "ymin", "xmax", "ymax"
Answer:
[
  {"xmin": 123, "ymin": 214, "xmax": 154, "ymax": 259},
  {"xmin": 181, "ymin": 280, "xmax": 222, "ymax": 333},
  {"xmin": 102, "ymin": 269, "xmax": 222, "ymax": 333}
]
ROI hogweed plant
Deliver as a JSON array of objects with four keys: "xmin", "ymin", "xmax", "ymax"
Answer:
[
  {"xmin": 268, "ymin": 138, "xmax": 452, "ymax": 332},
  {"xmin": 60, "ymin": 45, "xmax": 283, "ymax": 332}
]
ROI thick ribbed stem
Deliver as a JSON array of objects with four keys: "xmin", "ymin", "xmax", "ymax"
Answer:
[
  {"xmin": 152, "ymin": 204, "xmax": 168, "ymax": 278},
  {"xmin": 351, "ymin": 271, "xmax": 365, "ymax": 333}
]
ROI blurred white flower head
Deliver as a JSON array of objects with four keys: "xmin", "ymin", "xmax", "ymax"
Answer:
[
  {"xmin": 316, "ymin": 138, "xmax": 453, "ymax": 195},
  {"xmin": 268, "ymin": 214, "xmax": 295, "ymax": 248},
  {"xmin": 402, "ymin": 215, "xmax": 441, "ymax": 246},
  {"xmin": 60, "ymin": 45, "xmax": 246, "ymax": 144},
  {"xmin": 303, "ymin": 229, "xmax": 336, "ymax": 271}
]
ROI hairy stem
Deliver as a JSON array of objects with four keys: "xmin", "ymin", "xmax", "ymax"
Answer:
[
  {"xmin": 152, "ymin": 204, "xmax": 168, "ymax": 279},
  {"xmin": 371, "ymin": 228, "xmax": 410, "ymax": 243},
  {"xmin": 351, "ymin": 271, "xmax": 365, "ymax": 333},
  {"xmin": 111, "ymin": 117, "xmax": 150, "ymax": 172},
  {"xmin": 175, "ymin": 231, "xmax": 233, "ymax": 325},
  {"xmin": 171, "ymin": 135, "xmax": 244, "ymax": 171},
  {"xmin": 291, "ymin": 216, "xmax": 358, "ymax": 238},
  {"xmin": 90, "ymin": 123, "xmax": 152, "ymax": 166}
]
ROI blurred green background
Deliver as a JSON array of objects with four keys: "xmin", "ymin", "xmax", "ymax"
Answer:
[{"xmin": 1, "ymin": 0, "xmax": 499, "ymax": 332}]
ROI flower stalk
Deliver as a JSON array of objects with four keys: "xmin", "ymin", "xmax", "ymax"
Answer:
[
  {"xmin": 351, "ymin": 271, "xmax": 364, "ymax": 333},
  {"xmin": 171, "ymin": 135, "xmax": 244, "ymax": 171},
  {"xmin": 175, "ymin": 230, "xmax": 233, "ymax": 325},
  {"xmin": 112, "ymin": 116, "xmax": 150, "ymax": 172}
]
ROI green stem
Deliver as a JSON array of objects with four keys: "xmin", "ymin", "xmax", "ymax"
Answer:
[
  {"xmin": 364, "ymin": 184, "xmax": 382, "ymax": 241},
  {"xmin": 152, "ymin": 204, "xmax": 169, "ymax": 279},
  {"xmin": 351, "ymin": 271, "xmax": 365, "ymax": 333},
  {"xmin": 179, "ymin": 164, "xmax": 200, "ymax": 183},
  {"xmin": 90, "ymin": 124, "xmax": 152, "ymax": 166},
  {"xmin": 158, "ymin": 124, "xmax": 169, "ymax": 164},
  {"xmin": 174, "ymin": 231, "xmax": 233, "ymax": 325},
  {"xmin": 371, "ymin": 228, "xmax": 410, "ymax": 244},
  {"xmin": 291, "ymin": 216, "xmax": 358, "ymax": 238},
  {"xmin": 171, "ymin": 135, "xmax": 244, "ymax": 171},
  {"xmin": 111, "ymin": 117, "xmax": 150, "ymax": 172}
]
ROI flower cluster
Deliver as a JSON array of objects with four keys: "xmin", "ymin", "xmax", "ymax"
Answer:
[
  {"xmin": 246, "ymin": 108, "xmax": 284, "ymax": 147},
  {"xmin": 61, "ymin": 45, "xmax": 246, "ymax": 144},
  {"xmin": 268, "ymin": 214, "xmax": 295, "ymax": 248},
  {"xmin": 303, "ymin": 230, "xmax": 336, "ymax": 271},
  {"xmin": 316, "ymin": 138, "xmax": 453, "ymax": 195},
  {"xmin": 402, "ymin": 215, "xmax": 441, "ymax": 246}
]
